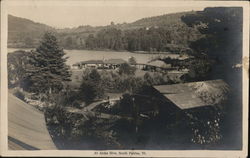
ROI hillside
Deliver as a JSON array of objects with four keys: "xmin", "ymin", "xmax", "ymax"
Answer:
[
  {"xmin": 8, "ymin": 15, "xmax": 55, "ymax": 48},
  {"xmin": 126, "ymin": 11, "xmax": 196, "ymax": 29},
  {"xmin": 8, "ymin": 11, "xmax": 200, "ymax": 49}
]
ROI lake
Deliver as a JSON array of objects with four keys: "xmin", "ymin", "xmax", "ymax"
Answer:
[{"xmin": 8, "ymin": 48, "xmax": 180, "ymax": 66}]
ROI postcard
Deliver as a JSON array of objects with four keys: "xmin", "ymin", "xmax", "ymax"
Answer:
[{"xmin": 0, "ymin": 0, "xmax": 249, "ymax": 157}]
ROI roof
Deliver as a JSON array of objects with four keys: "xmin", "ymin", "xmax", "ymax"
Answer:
[
  {"xmin": 153, "ymin": 79, "xmax": 229, "ymax": 110},
  {"xmin": 104, "ymin": 59, "xmax": 127, "ymax": 64},
  {"xmin": 8, "ymin": 94, "xmax": 56, "ymax": 150},
  {"xmin": 80, "ymin": 59, "xmax": 127, "ymax": 65},
  {"xmin": 81, "ymin": 60, "xmax": 103, "ymax": 64},
  {"xmin": 147, "ymin": 60, "xmax": 170, "ymax": 68}
]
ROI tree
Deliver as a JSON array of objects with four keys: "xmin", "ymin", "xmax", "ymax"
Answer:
[
  {"xmin": 80, "ymin": 69, "xmax": 104, "ymax": 104},
  {"xmin": 83, "ymin": 68, "xmax": 101, "ymax": 83},
  {"xmin": 143, "ymin": 72, "xmax": 154, "ymax": 85},
  {"xmin": 128, "ymin": 56, "xmax": 137, "ymax": 65},
  {"xmin": 65, "ymin": 36, "xmax": 73, "ymax": 49},
  {"xmin": 7, "ymin": 50, "xmax": 31, "ymax": 88},
  {"xmin": 79, "ymin": 81, "xmax": 99, "ymax": 104},
  {"xmin": 24, "ymin": 32, "xmax": 71, "ymax": 94},
  {"xmin": 85, "ymin": 34, "xmax": 97, "ymax": 49},
  {"xmin": 118, "ymin": 63, "xmax": 136, "ymax": 76}
]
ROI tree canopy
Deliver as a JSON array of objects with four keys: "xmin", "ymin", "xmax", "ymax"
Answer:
[{"xmin": 24, "ymin": 32, "xmax": 71, "ymax": 94}]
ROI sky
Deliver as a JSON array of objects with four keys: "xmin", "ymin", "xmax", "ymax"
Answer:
[{"xmin": 8, "ymin": 1, "xmax": 206, "ymax": 29}]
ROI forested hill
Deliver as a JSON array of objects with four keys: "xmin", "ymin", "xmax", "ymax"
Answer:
[
  {"xmin": 8, "ymin": 11, "xmax": 202, "ymax": 51},
  {"xmin": 126, "ymin": 11, "xmax": 195, "ymax": 29},
  {"xmin": 8, "ymin": 15, "xmax": 55, "ymax": 48}
]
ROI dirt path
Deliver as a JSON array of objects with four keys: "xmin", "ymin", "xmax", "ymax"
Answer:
[
  {"xmin": 84, "ymin": 100, "xmax": 108, "ymax": 111},
  {"xmin": 65, "ymin": 99, "xmax": 133, "ymax": 121}
]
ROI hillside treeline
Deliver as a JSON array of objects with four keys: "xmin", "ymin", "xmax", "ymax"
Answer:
[
  {"xmin": 83, "ymin": 25, "xmax": 202, "ymax": 52},
  {"xmin": 8, "ymin": 11, "xmax": 203, "ymax": 51}
]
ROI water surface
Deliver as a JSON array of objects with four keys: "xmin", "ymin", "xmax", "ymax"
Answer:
[{"xmin": 8, "ymin": 48, "xmax": 179, "ymax": 65}]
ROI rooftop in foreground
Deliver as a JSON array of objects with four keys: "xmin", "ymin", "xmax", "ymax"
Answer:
[
  {"xmin": 8, "ymin": 93, "xmax": 56, "ymax": 150},
  {"xmin": 153, "ymin": 79, "xmax": 229, "ymax": 110}
]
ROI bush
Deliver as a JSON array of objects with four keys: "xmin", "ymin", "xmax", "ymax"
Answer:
[
  {"xmin": 7, "ymin": 50, "xmax": 31, "ymax": 88},
  {"xmin": 128, "ymin": 56, "xmax": 137, "ymax": 65},
  {"xmin": 80, "ymin": 69, "xmax": 104, "ymax": 104},
  {"xmin": 118, "ymin": 63, "xmax": 136, "ymax": 76}
]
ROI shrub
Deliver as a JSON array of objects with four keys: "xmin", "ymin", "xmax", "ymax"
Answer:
[{"xmin": 118, "ymin": 63, "xmax": 136, "ymax": 76}]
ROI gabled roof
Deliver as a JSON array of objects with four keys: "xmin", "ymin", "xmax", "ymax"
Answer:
[
  {"xmin": 8, "ymin": 94, "xmax": 56, "ymax": 150},
  {"xmin": 153, "ymin": 79, "xmax": 229, "ymax": 110}
]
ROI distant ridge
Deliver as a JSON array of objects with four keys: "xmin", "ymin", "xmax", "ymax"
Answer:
[
  {"xmin": 8, "ymin": 14, "xmax": 55, "ymax": 48},
  {"xmin": 8, "ymin": 10, "xmax": 198, "ymax": 49}
]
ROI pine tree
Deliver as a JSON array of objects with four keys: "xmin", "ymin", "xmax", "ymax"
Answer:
[{"xmin": 25, "ymin": 32, "xmax": 71, "ymax": 94}]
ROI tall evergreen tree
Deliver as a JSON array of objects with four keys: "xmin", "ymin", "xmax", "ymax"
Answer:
[{"xmin": 25, "ymin": 32, "xmax": 71, "ymax": 94}]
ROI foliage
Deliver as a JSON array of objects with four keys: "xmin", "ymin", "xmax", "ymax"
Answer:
[
  {"xmin": 118, "ymin": 93, "xmax": 134, "ymax": 115},
  {"xmin": 186, "ymin": 107, "xmax": 223, "ymax": 145},
  {"xmin": 181, "ymin": 8, "xmax": 243, "ymax": 147},
  {"xmin": 84, "ymin": 26, "xmax": 201, "ymax": 52},
  {"xmin": 181, "ymin": 7, "xmax": 243, "ymax": 81},
  {"xmin": 44, "ymin": 105, "xmax": 100, "ymax": 147},
  {"xmin": 23, "ymin": 32, "xmax": 71, "ymax": 94},
  {"xmin": 79, "ymin": 69, "xmax": 104, "ymax": 104},
  {"xmin": 8, "ymin": 11, "xmax": 202, "ymax": 50},
  {"xmin": 162, "ymin": 56, "xmax": 213, "ymax": 81},
  {"xmin": 7, "ymin": 50, "xmax": 33, "ymax": 88},
  {"xmin": 118, "ymin": 63, "xmax": 136, "ymax": 76},
  {"xmin": 128, "ymin": 56, "xmax": 137, "ymax": 65},
  {"xmin": 79, "ymin": 81, "xmax": 99, "ymax": 104},
  {"xmin": 82, "ymin": 68, "xmax": 101, "ymax": 82},
  {"xmin": 186, "ymin": 58, "xmax": 212, "ymax": 80}
]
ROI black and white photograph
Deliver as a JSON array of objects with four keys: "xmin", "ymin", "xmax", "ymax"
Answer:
[{"xmin": 0, "ymin": 0, "xmax": 249, "ymax": 157}]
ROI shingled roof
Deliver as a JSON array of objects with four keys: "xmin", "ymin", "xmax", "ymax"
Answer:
[
  {"xmin": 153, "ymin": 79, "xmax": 229, "ymax": 110},
  {"xmin": 8, "ymin": 94, "xmax": 56, "ymax": 150}
]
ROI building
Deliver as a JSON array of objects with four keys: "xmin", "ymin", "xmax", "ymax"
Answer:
[
  {"xmin": 81, "ymin": 60, "xmax": 104, "ymax": 68},
  {"xmin": 103, "ymin": 59, "xmax": 127, "ymax": 69},
  {"xmin": 72, "ymin": 59, "xmax": 127, "ymax": 70},
  {"xmin": 143, "ymin": 60, "xmax": 175, "ymax": 72},
  {"xmin": 133, "ymin": 79, "xmax": 229, "ymax": 123},
  {"xmin": 8, "ymin": 94, "xmax": 56, "ymax": 150},
  {"xmin": 153, "ymin": 79, "xmax": 229, "ymax": 109},
  {"xmin": 71, "ymin": 62, "xmax": 81, "ymax": 69},
  {"xmin": 152, "ymin": 79, "xmax": 230, "ymax": 122}
]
